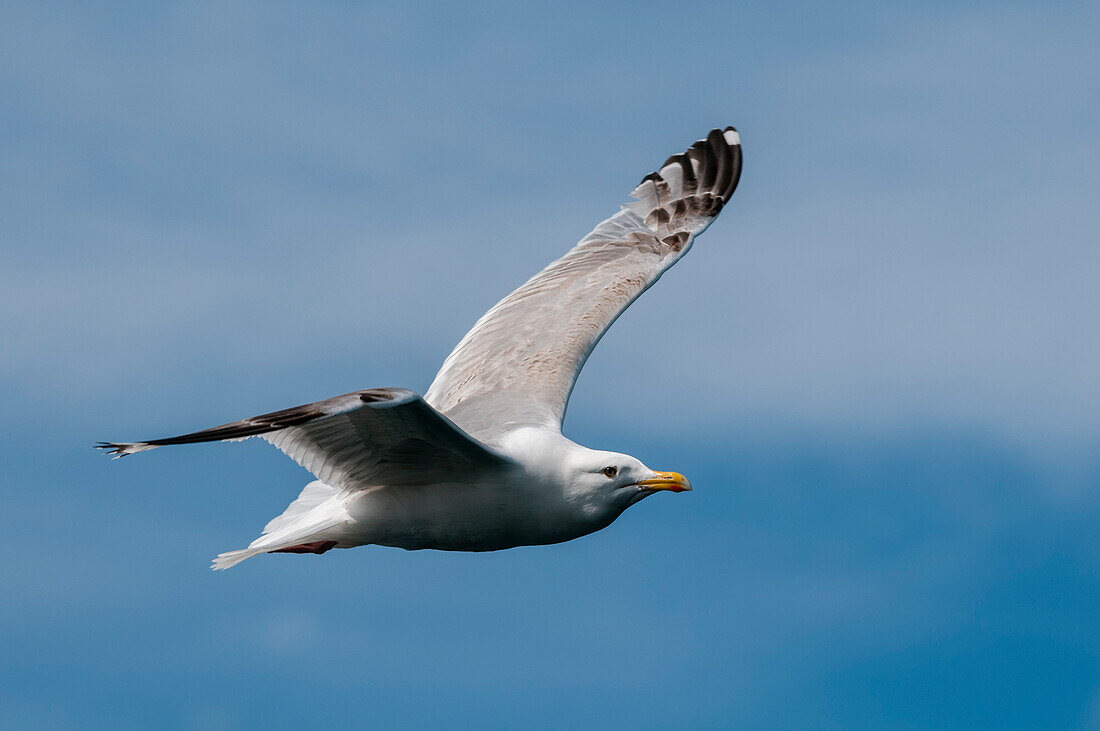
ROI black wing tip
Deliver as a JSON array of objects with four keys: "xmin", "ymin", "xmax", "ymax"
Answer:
[
  {"xmin": 94, "ymin": 441, "xmax": 150, "ymax": 459},
  {"xmin": 629, "ymin": 124, "xmax": 742, "ymax": 224},
  {"xmin": 661, "ymin": 151, "xmax": 693, "ymax": 170},
  {"xmin": 705, "ymin": 125, "xmax": 742, "ymax": 202},
  {"xmin": 706, "ymin": 126, "xmax": 741, "ymax": 153},
  {"xmin": 695, "ymin": 125, "xmax": 742, "ymax": 202},
  {"xmin": 93, "ymin": 388, "xmax": 417, "ymax": 460}
]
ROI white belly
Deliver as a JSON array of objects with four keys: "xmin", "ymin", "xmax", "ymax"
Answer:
[{"xmin": 341, "ymin": 478, "xmax": 609, "ymax": 552}]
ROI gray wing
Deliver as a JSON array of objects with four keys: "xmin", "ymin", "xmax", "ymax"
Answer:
[
  {"xmin": 97, "ymin": 387, "xmax": 511, "ymax": 491},
  {"xmin": 425, "ymin": 127, "xmax": 742, "ymax": 440}
]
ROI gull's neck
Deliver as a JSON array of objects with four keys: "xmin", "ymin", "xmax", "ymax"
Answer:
[{"xmin": 498, "ymin": 426, "xmax": 586, "ymax": 481}]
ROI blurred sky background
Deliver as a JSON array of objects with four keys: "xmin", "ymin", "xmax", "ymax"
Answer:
[{"xmin": 3, "ymin": 1, "xmax": 1099, "ymax": 728}]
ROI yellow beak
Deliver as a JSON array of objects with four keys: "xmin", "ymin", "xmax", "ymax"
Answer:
[{"xmin": 636, "ymin": 471, "xmax": 692, "ymax": 493}]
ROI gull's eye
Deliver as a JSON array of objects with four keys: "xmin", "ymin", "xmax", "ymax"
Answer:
[{"xmin": 602, "ymin": 466, "xmax": 618, "ymax": 479}]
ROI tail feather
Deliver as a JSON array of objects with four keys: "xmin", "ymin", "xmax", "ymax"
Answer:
[
  {"xmin": 211, "ymin": 480, "xmax": 350, "ymax": 571},
  {"xmin": 261, "ymin": 480, "xmax": 336, "ymax": 535},
  {"xmin": 212, "ymin": 548, "xmax": 265, "ymax": 570}
]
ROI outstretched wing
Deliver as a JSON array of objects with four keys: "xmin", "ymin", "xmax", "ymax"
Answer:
[
  {"xmin": 425, "ymin": 127, "xmax": 742, "ymax": 440},
  {"xmin": 97, "ymin": 388, "xmax": 511, "ymax": 491}
]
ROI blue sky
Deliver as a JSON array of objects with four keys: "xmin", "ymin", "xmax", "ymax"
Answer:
[{"xmin": 2, "ymin": 1, "xmax": 1098, "ymax": 728}]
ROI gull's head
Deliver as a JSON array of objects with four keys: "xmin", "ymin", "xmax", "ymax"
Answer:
[
  {"xmin": 560, "ymin": 446, "xmax": 692, "ymax": 519},
  {"xmin": 501, "ymin": 429, "xmax": 691, "ymax": 526}
]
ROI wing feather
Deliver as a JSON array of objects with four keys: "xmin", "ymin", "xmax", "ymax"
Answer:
[
  {"xmin": 425, "ymin": 127, "xmax": 741, "ymax": 440},
  {"xmin": 97, "ymin": 387, "xmax": 511, "ymax": 491}
]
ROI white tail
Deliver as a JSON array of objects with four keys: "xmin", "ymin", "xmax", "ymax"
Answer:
[
  {"xmin": 211, "ymin": 547, "xmax": 266, "ymax": 570},
  {"xmin": 211, "ymin": 481, "xmax": 350, "ymax": 570}
]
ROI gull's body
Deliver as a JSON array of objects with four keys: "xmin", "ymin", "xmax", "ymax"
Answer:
[
  {"xmin": 344, "ymin": 429, "xmax": 640, "ymax": 553},
  {"xmin": 100, "ymin": 127, "xmax": 742, "ymax": 569}
]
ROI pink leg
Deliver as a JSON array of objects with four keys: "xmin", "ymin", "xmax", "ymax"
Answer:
[{"xmin": 271, "ymin": 540, "xmax": 338, "ymax": 555}]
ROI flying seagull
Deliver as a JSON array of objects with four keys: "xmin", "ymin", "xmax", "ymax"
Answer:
[{"xmin": 99, "ymin": 126, "xmax": 743, "ymax": 569}]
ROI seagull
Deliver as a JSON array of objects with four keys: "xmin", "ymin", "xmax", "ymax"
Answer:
[{"xmin": 99, "ymin": 127, "xmax": 742, "ymax": 569}]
